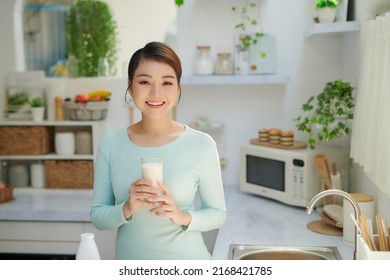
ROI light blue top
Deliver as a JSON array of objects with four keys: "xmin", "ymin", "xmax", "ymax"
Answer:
[{"xmin": 90, "ymin": 125, "xmax": 227, "ymax": 259}]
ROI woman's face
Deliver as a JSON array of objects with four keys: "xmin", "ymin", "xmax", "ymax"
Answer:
[{"xmin": 129, "ymin": 59, "xmax": 180, "ymax": 120}]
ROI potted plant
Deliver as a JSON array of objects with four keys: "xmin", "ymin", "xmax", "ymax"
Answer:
[
  {"xmin": 315, "ymin": 0, "xmax": 338, "ymax": 23},
  {"xmin": 30, "ymin": 97, "xmax": 45, "ymax": 122},
  {"xmin": 174, "ymin": 0, "xmax": 184, "ymax": 7},
  {"xmin": 294, "ymin": 80, "xmax": 354, "ymax": 150},
  {"xmin": 66, "ymin": 0, "xmax": 118, "ymax": 77}
]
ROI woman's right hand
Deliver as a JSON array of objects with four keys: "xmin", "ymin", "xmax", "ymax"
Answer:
[{"xmin": 123, "ymin": 178, "xmax": 159, "ymax": 219}]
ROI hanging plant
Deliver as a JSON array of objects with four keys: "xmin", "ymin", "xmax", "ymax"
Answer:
[
  {"xmin": 66, "ymin": 0, "xmax": 118, "ymax": 77},
  {"xmin": 232, "ymin": 0, "xmax": 263, "ymax": 49},
  {"xmin": 294, "ymin": 80, "xmax": 355, "ymax": 149}
]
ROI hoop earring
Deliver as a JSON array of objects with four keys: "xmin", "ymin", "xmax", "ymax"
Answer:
[
  {"xmin": 176, "ymin": 89, "xmax": 182, "ymax": 105},
  {"xmin": 124, "ymin": 85, "xmax": 133, "ymax": 104}
]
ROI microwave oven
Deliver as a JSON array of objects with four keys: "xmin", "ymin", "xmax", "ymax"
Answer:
[{"xmin": 240, "ymin": 144, "xmax": 350, "ymax": 207}]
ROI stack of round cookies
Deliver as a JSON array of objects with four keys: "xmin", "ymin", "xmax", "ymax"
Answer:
[
  {"xmin": 258, "ymin": 129, "xmax": 269, "ymax": 142},
  {"xmin": 268, "ymin": 128, "xmax": 282, "ymax": 144},
  {"xmin": 280, "ymin": 130, "xmax": 294, "ymax": 146}
]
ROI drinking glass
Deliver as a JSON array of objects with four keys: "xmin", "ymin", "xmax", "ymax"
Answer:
[{"xmin": 141, "ymin": 158, "xmax": 163, "ymax": 194}]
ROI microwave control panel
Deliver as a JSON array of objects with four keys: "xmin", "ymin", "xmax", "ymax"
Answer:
[{"xmin": 292, "ymin": 159, "xmax": 305, "ymax": 199}]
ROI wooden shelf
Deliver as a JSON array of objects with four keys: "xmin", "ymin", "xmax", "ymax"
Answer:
[
  {"xmin": 181, "ymin": 74, "xmax": 289, "ymax": 85},
  {"xmin": 305, "ymin": 21, "xmax": 360, "ymax": 38}
]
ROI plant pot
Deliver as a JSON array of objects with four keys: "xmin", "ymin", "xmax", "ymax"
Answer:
[
  {"xmin": 317, "ymin": 7, "xmax": 337, "ymax": 23},
  {"xmin": 31, "ymin": 107, "xmax": 45, "ymax": 122}
]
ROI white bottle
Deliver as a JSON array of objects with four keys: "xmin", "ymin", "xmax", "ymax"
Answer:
[
  {"xmin": 30, "ymin": 161, "xmax": 45, "ymax": 188},
  {"xmin": 76, "ymin": 233, "xmax": 101, "ymax": 260}
]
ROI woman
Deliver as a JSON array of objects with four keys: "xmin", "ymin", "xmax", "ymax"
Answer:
[{"xmin": 90, "ymin": 42, "xmax": 227, "ymax": 260}]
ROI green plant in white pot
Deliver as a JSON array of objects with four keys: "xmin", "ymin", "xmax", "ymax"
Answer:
[
  {"xmin": 315, "ymin": 0, "xmax": 338, "ymax": 23},
  {"xmin": 30, "ymin": 97, "xmax": 45, "ymax": 122},
  {"xmin": 294, "ymin": 80, "xmax": 354, "ymax": 149}
]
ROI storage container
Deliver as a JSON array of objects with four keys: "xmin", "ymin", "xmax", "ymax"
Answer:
[
  {"xmin": 357, "ymin": 235, "xmax": 390, "ymax": 260},
  {"xmin": 194, "ymin": 46, "xmax": 213, "ymax": 75},
  {"xmin": 0, "ymin": 126, "xmax": 54, "ymax": 155},
  {"xmin": 45, "ymin": 160, "xmax": 93, "ymax": 189},
  {"xmin": 55, "ymin": 131, "xmax": 75, "ymax": 155}
]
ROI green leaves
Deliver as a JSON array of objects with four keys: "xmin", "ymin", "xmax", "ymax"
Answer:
[
  {"xmin": 316, "ymin": 0, "xmax": 338, "ymax": 9},
  {"xmin": 232, "ymin": 1, "xmax": 263, "ymax": 49},
  {"xmin": 294, "ymin": 80, "xmax": 355, "ymax": 149},
  {"xmin": 175, "ymin": 0, "xmax": 184, "ymax": 7},
  {"xmin": 9, "ymin": 91, "xmax": 29, "ymax": 106},
  {"xmin": 66, "ymin": 0, "xmax": 117, "ymax": 77},
  {"xmin": 30, "ymin": 97, "xmax": 44, "ymax": 108}
]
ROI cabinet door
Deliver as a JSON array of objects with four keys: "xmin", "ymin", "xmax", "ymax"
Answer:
[{"xmin": 0, "ymin": 221, "xmax": 82, "ymax": 254}]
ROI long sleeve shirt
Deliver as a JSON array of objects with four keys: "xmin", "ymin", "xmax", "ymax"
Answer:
[{"xmin": 90, "ymin": 125, "xmax": 227, "ymax": 259}]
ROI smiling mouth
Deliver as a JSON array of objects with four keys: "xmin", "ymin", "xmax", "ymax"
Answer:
[{"xmin": 146, "ymin": 101, "xmax": 165, "ymax": 108}]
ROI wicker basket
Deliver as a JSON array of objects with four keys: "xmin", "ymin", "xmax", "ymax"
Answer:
[
  {"xmin": 0, "ymin": 126, "xmax": 54, "ymax": 155},
  {"xmin": 65, "ymin": 101, "xmax": 108, "ymax": 121},
  {"xmin": 0, "ymin": 186, "xmax": 13, "ymax": 203},
  {"xmin": 45, "ymin": 160, "xmax": 93, "ymax": 189}
]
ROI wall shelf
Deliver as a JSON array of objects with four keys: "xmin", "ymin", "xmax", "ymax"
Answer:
[
  {"xmin": 181, "ymin": 74, "xmax": 289, "ymax": 85},
  {"xmin": 0, "ymin": 120, "xmax": 106, "ymax": 189},
  {"xmin": 305, "ymin": 21, "xmax": 360, "ymax": 38}
]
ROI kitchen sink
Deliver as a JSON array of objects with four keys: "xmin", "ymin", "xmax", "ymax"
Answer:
[{"xmin": 228, "ymin": 245, "xmax": 342, "ymax": 260}]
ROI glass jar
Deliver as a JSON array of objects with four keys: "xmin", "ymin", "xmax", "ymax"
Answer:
[
  {"xmin": 98, "ymin": 57, "xmax": 109, "ymax": 77},
  {"xmin": 9, "ymin": 163, "xmax": 29, "ymax": 187},
  {"xmin": 76, "ymin": 131, "xmax": 92, "ymax": 155},
  {"xmin": 194, "ymin": 46, "xmax": 213, "ymax": 75},
  {"xmin": 235, "ymin": 46, "xmax": 249, "ymax": 75},
  {"xmin": 214, "ymin": 52, "xmax": 233, "ymax": 75}
]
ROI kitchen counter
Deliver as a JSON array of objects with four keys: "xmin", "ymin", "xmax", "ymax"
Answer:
[
  {"xmin": 0, "ymin": 187, "xmax": 354, "ymax": 260},
  {"xmin": 0, "ymin": 188, "xmax": 92, "ymax": 222},
  {"xmin": 212, "ymin": 185, "xmax": 354, "ymax": 260}
]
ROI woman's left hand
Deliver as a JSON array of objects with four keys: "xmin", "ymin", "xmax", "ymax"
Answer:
[{"xmin": 148, "ymin": 182, "xmax": 192, "ymax": 227}]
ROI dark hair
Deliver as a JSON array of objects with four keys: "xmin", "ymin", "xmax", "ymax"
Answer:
[{"xmin": 127, "ymin": 41, "xmax": 182, "ymax": 86}]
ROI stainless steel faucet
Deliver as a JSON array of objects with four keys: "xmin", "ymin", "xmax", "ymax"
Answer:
[{"xmin": 306, "ymin": 189, "xmax": 361, "ymax": 260}]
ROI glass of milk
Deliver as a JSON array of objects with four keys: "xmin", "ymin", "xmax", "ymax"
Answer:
[{"xmin": 141, "ymin": 157, "xmax": 163, "ymax": 195}]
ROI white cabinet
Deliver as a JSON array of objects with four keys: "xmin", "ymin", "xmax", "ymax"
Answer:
[
  {"xmin": 0, "ymin": 221, "xmax": 116, "ymax": 259},
  {"xmin": 0, "ymin": 120, "xmax": 106, "ymax": 188}
]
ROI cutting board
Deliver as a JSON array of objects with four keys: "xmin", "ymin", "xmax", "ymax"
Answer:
[
  {"xmin": 306, "ymin": 220, "xmax": 343, "ymax": 236},
  {"xmin": 250, "ymin": 138, "xmax": 307, "ymax": 150}
]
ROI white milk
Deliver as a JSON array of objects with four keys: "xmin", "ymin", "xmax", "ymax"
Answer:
[{"xmin": 141, "ymin": 162, "xmax": 163, "ymax": 188}]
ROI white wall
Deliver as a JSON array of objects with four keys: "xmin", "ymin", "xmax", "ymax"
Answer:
[
  {"xmin": 108, "ymin": 0, "xmax": 177, "ymax": 77},
  {"xmin": 176, "ymin": 0, "xmax": 344, "ymax": 186},
  {"xmin": 0, "ymin": 0, "xmax": 25, "ymax": 119}
]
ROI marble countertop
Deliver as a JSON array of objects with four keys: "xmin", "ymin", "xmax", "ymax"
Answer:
[
  {"xmin": 0, "ymin": 188, "xmax": 92, "ymax": 222},
  {"xmin": 212, "ymin": 185, "xmax": 354, "ymax": 260},
  {"xmin": 0, "ymin": 187, "xmax": 354, "ymax": 260}
]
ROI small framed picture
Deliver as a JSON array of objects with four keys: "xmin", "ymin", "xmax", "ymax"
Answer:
[{"xmin": 5, "ymin": 71, "xmax": 45, "ymax": 120}]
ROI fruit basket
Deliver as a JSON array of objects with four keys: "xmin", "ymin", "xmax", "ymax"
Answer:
[
  {"xmin": 65, "ymin": 101, "xmax": 109, "ymax": 121},
  {"xmin": 65, "ymin": 90, "xmax": 111, "ymax": 121}
]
